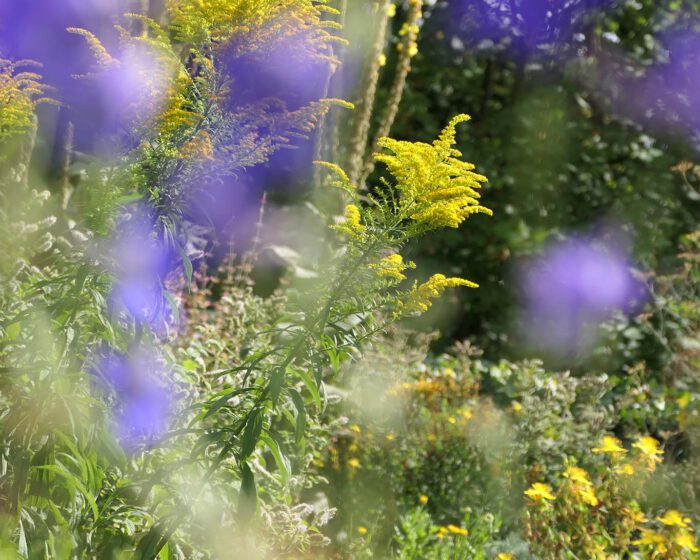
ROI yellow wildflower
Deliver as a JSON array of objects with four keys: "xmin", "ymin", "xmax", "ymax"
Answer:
[
  {"xmin": 511, "ymin": 401, "xmax": 523, "ymax": 413},
  {"xmin": 373, "ymin": 114, "xmax": 491, "ymax": 232},
  {"xmin": 408, "ymin": 44, "xmax": 419, "ymax": 57},
  {"xmin": 386, "ymin": 3, "xmax": 397, "ymax": 17},
  {"xmin": 633, "ymin": 529, "xmax": 669, "ymax": 555},
  {"xmin": 419, "ymin": 494, "xmax": 429, "ymax": 505},
  {"xmin": 614, "ymin": 462, "xmax": 636, "ymax": 476},
  {"xmin": 497, "ymin": 554, "xmax": 513, "ymax": 560},
  {"xmin": 623, "ymin": 507, "xmax": 647, "ymax": 525},
  {"xmin": 385, "ymin": 433, "xmax": 396, "ymax": 442},
  {"xmin": 378, "ymin": 53, "xmax": 387, "ymax": 67},
  {"xmin": 357, "ymin": 526, "xmax": 368, "ymax": 535},
  {"xmin": 564, "ymin": 466, "xmax": 598, "ymax": 506},
  {"xmin": 657, "ymin": 510, "xmax": 692, "ymax": 529},
  {"xmin": 448, "ymin": 416, "xmax": 457, "ymax": 425},
  {"xmin": 524, "ymin": 482, "xmax": 555, "ymax": 503},
  {"xmin": 447, "ymin": 524, "xmax": 468, "ymax": 536},
  {"xmin": 592, "ymin": 436, "xmax": 627, "ymax": 456},
  {"xmin": 348, "ymin": 458, "xmax": 360, "ymax": 469},
  {"xmin": 350, "ymin": 424, "xmax": 362, "ymax": 434},
  {"xmin": 576, "ymin": 485, "xmax": 599, "ymax": 507},
  {"xmin": 403, "ymin": 274, "xmax": 478, "ymax": 314},
  {"xmin": 436, "ymin": 526, "xmax": 448, "ymax": 539},
  {"xmin": 372, "ymin": 253, "xmax": 415, "ymax": 282},
  {"xmin": 675, "ymin": 530, "xmax": 699, "ymax": 552},
  {"xmin": 458, "ymin": 408, "xmax": 473, "ymax": 420},
  {"xmin": 564, "ymin": 466, "xmax": 591, "ymax": 486},
  {"xmin": 333, "ymin": 204, "xmax": 365, "ymax": 237},
  {"xmin": 632, "ymin": 436, "xmax": 663, "ymax": 471}
]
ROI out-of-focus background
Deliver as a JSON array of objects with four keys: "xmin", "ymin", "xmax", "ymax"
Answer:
[{"xmin": 3, "ymin": 1, "xmax": 700, "ymax": 558}]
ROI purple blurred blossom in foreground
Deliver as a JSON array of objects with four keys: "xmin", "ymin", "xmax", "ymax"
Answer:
[
  {"xmin": 107, "ymin": 205, "xmax": 178, "ymax": 332},
  {"xmin": 93, "ymin": 347, "xmax": 174, "ymax": 450},
  {"xmin": 626, "ymin": 31, "xmax": 700, "ymax": 141},
  {"xmin": 519, "ymin": 234, "xmax": 647, "ymax": 357},
  {"xmin": 448, "ymin": 0, "xmax": 614, "ymax": 58}
]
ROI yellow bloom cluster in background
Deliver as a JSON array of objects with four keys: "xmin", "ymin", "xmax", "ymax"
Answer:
[{"xmin": 526, "ymin": 433, "xmax": 699, "ymax": 558}]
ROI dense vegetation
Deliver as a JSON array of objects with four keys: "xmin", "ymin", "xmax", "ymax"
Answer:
[{"xmin": 1, "ymin": 1, "xmax": 700, "ymax": 558}]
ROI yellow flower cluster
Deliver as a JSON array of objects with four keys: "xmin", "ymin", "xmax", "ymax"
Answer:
[
  {"xmin": 563, "ymin": 466, "xmax": 598, "ymax": 507},
  {"xmin": 0, "ymin": 59, "xmax": 50, "ymax": 149},
  {"xmin": 633, "ymin": 510, "xmax": 699, "ymax": 557},
  {"xmin": 371, "ymin": 253, "xmax": 415, "ymax": 282},
  {"xmin": 592, "ymin": 434, "xmax": 664, "ymax": 473},
  {"xmin": 403, "ymin": 274, "xmax": 478, "ymax": 314},
  {"xmin": 180, "ymin": 130, "xmax": 215, "ymax": 161},
  {"xmin": 373, "ymin": 114, "xmax": 492, "ymax": 232},
  {"xmin": 168, "ymin": 0, "xmax": 346, "ymax": 65},
  {"xmin": 333, "ymin": 204, "xmax": 365, "ymax": 238}
]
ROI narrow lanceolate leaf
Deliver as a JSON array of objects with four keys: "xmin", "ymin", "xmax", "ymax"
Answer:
[
  {"xmin": 288, "ymin": 389, "xmax": 307, "ymax": 446},
  {"xmin": 237, "ymin": 462, "xmax": 257, "ymax": 525},
  {"xmin": 261, "ymin": 432, "xmax": 291, "ymax": 484},
  {"xmin": 240, "ymin": 406, "xmax": 264, "ymax": 460}
]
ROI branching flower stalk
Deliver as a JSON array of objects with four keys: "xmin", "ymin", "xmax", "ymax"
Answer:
[
  {"xmin": 361, "ymin": 0, "xmax": 422, "ymax": 185},
  {"xmin": 346, "ymin": 0, "xmax": 393, "ymax": 185}
]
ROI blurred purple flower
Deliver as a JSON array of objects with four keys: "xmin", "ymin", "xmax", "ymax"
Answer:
[
  {"xmin": 448, "ymin": 0, "xmax": 614, "ymax": 58},
  {"xmin": 519, "ymin": 234, "xmax": 647, "ymax": 357},
  {"xmin": 93, "ymin": 347, "xmax": 174, "ymax": 450},
  {"xmin": 107, "ymin": 205, "xmax": 178, "ymax": 331},
  {"xmin": 639, "ymin": 31, "xmax": 700, "ymax": 139}
]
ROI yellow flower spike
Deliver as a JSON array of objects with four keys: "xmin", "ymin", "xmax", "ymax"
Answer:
[
  {"xmin": 632, "ymin": 436, "xmax": 663, "ymax": 471},
  {"xmin": 591, "ymin": 436, "xmax": 627, "ymax": 456},
  {"xmin": 419, "ymin": 494, "xmax": 429, "ymax": 505},
  {"xmin": 657, "ymin": 510, "xmax": 692, "ymax": 528},
  {"xmin": 403, "ymin": 274, "xmax": 478, "ymax": 314},
  {"xmin": 524, "ymin": 482, "xmax": 555, "ymax": 503},
  {"xmin": 373, "ymin": 114, "xmax": 492, "ymax": 233},
  {"xmin": 332, "ymin": 204, "xmax": 365, "ymax": 238}
]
